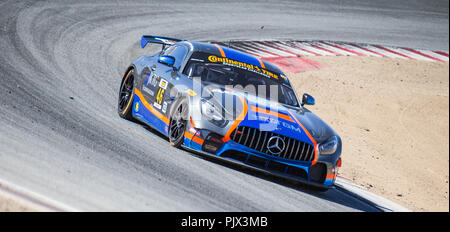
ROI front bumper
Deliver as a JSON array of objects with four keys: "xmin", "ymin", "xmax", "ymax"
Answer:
[{"xmin": 183, "ymin": 128, "xmax": 337, "ymax": 189}]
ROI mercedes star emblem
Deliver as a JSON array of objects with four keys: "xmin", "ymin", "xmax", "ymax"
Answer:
[{"xmin": 267, "ymin": 136, "xmax": 286, "ymax": 155}]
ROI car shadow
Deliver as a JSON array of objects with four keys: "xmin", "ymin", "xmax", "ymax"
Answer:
[
  {"xmin": 138, "ymin": 124, "xmax": 381, "ymax": 212},
  {"xmin": 184, "ymin": 149, "xmax": 382, "ymax": 212}
]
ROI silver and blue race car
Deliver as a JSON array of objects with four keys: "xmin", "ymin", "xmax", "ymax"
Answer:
[{"xmin": 118, "ymin": 35, "xmax": 342, "ymax": 191}]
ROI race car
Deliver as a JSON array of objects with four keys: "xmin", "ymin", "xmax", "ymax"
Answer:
[{"xmin": 118, "ymin": 35, "xmax": 342, "ymax": 191}]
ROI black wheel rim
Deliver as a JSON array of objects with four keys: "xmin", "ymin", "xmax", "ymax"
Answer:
[
  {"xmin": 118, "ymin": 73, "xmax": 134, "ymax": 112},
  {"xmin": 169, "ymin": 104, "xmax": 187, "ymax": 142}
]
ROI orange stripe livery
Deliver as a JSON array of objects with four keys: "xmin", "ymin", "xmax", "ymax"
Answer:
[
  {"xmin": 134, "ymin": 88, "xmax": 170, "ymax": 125},
  {"xmin": 222, "ymin": 96, "xmax": 248, "ymax": 142},
  {"xmin": 286, "ymin": 109, "xmax": 318, "ymax": 165},
  {"xmin": 214, "ymin": 44, "xmax": 226, "ymax": 57},
  {"xmin": 256, "ymin": 57, "xmax": 265, "ymax": 69},
  {"xmin": 250, "ymin": 106, "xmax": 294, "ymax": 123},
  {"xmin": 184, "ymin": 131, "xmax": 204, "ymax": 145}
]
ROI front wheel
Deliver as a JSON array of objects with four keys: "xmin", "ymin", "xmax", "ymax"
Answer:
[
  {"xmin": 168, "ymin": 99, "xmax": 188, "ymax": 148},
  {"xmin": 118, "ymin": 69, "xmax": 135, "ymax": 120}
]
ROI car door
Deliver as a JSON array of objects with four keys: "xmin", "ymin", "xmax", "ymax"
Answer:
[{"xmin": 145, "ymin": 44, "xmax": 189, "ymax": 117}]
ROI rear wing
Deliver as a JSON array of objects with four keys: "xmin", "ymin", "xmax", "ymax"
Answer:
[{"xmin": 140, "ymin": 35, "xmax": 182, "ymax": 49}]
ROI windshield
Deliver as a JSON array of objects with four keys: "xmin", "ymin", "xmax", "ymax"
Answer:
[{"xmin": 184, "ymin": 52, "xmax": 299, "ymax": 107}]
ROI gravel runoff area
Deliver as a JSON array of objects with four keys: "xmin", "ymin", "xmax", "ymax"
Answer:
[{"xmin": 288, "ymin": 56, "xmax": 449, "ymax": 212}]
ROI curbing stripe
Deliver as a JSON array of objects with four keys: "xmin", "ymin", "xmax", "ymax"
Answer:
[
  {"xmin": 252, "ymin": 41, "xmax": 297, "ymax": 57},
  {"xmin": 315, "ymin": 41, "xmax": 356, "ymax": 56},
  {"xmin": 240, "ymin": 41, "xmax": 287, "ymax": 57},
  {"xmin": 320, "ymin": 41, "xmax": 366, "ymax": 56},
  {"xmin": 272, "ymin": 41, "xmax": 315, "ymax": 56},
  {"xmin": 373, "ymin": 45, "xmax": 415, "ymax": 60},
  {"xmin": 402, "ymin": 49, "xmax": 444, "ymax": 62},
  {"xmin": 211, "ymin": 40, "xmax": 448, "ymax": 63},
  {"xmin": 294, "ymin": 41, "xmax": 334, "ymax": 55}
]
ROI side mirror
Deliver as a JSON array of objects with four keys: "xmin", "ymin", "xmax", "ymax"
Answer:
[
  {"xmin": 158, "ymin": 55, "xmax": 175, "ymax": 67},
  {"xmin": 301, "ymin": 93, "xmax": 315, "ymax": 106}
]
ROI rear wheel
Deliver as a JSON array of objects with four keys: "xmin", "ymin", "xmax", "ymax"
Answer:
[
  {"xmin": 118, "ymin": 69, "xmax": 135, "ymax": 120},
  {"xmin": 169, "ymin": 99, "xmax": 188, "ymax": 148}
]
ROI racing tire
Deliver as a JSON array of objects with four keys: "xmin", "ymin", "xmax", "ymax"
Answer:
[
  {"xmin": 168, "ymin": 98, "xmax": 189, "ymax": 148},
  {"xmin": 118, "ymin": 68, "xmax": 135, "ymax": 120}
]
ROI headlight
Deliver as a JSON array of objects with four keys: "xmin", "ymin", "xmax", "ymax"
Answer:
[
  {"xmin": 200, "ymin": 98, "xmax": 229, "ymax": 127},
  {"xmin": 319, "ymin": 136, "xmax": 338, "ymax": 155}
]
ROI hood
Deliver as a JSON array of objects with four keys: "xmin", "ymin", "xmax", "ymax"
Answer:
[{"xmin": 204, "ymin": 86, "xmax": 337, "ymax": 145}]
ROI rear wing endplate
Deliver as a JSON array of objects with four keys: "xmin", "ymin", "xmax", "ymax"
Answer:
[{"xmin": 140, "ymin": 35, "xmax": 182, "ymax": 49}]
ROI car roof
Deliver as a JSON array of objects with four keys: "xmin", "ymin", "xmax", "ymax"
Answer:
[{"xmin": 179, "ymin": 41, "xmax": 284, "ymax": 75}]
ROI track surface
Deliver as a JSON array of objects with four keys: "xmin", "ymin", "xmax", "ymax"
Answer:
[{"xmin": 0, "ymin": 0, "xmax": 448, "ymax": 211}]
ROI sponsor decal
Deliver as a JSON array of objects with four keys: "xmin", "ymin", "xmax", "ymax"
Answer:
[
  {"xmin": 257, "ymin": 115, "xmax": 279, "ymax": 126},
  {"xmin": 159, "ymin": 78, "xmax": 168, "ymax": 90},
  {"xmin": 257, "ymin": 116, "xmax": 301, "ymax": 133},
  {"xmin": 146, "ymin": 73, "xmax": 159, "ymax": 87},
  {"xmin": 162, "ymin": 102, "xmax": 168, "ymax": 113},
  {"xmin": 145, "ymin": 74, "xmax": 151, "ymax": 85},
  {"xmin": 142, "ymin": 86, "xmax": 154, "ymax": 96},
  {"xmin": 144, "ymin": 72, "xmax": 151, "ymax": 82},
  {"xmin": 135, "ymin": 102, "xmax": 139, "ymax": 111},
  {"xmin": 207, "ymin": 55, "xmax": 279, "ymax": 80},
  {"xmin": 153, "ymin": 75, "xmax": 160, "ymax": 86},
  {"xmin": 153, "ymin": 102, "xmax": 162, "ymax": 109},
  {"xmin": 282, "ymin": 121, "xmax": 302, "ymax": 133},
  {"xmin": 156, "ymin": 88, "xmax": 165, "ymax": 105}
]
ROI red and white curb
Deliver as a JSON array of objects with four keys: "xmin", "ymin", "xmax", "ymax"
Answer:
[
  {"xmin": 211, "ymin": 40, "xmax": 448, "ymax": 73},
  {"xmin": 214, "ymin": 40, "xmax": 449, "ymax": 62}
]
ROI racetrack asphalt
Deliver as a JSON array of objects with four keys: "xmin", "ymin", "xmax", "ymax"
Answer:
[{"xmin": 0, "ymin": 0, "xmax": 448, "ymax": 211}]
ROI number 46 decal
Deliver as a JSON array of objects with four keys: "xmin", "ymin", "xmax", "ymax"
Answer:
[{"xmin": 156, "ymin": 88, "xmax": 165, "ymax": 105}]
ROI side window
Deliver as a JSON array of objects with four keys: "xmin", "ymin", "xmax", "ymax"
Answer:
[{"xmin": 163, "ymin": 45, "xmax": 187, "ymax": 70}]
